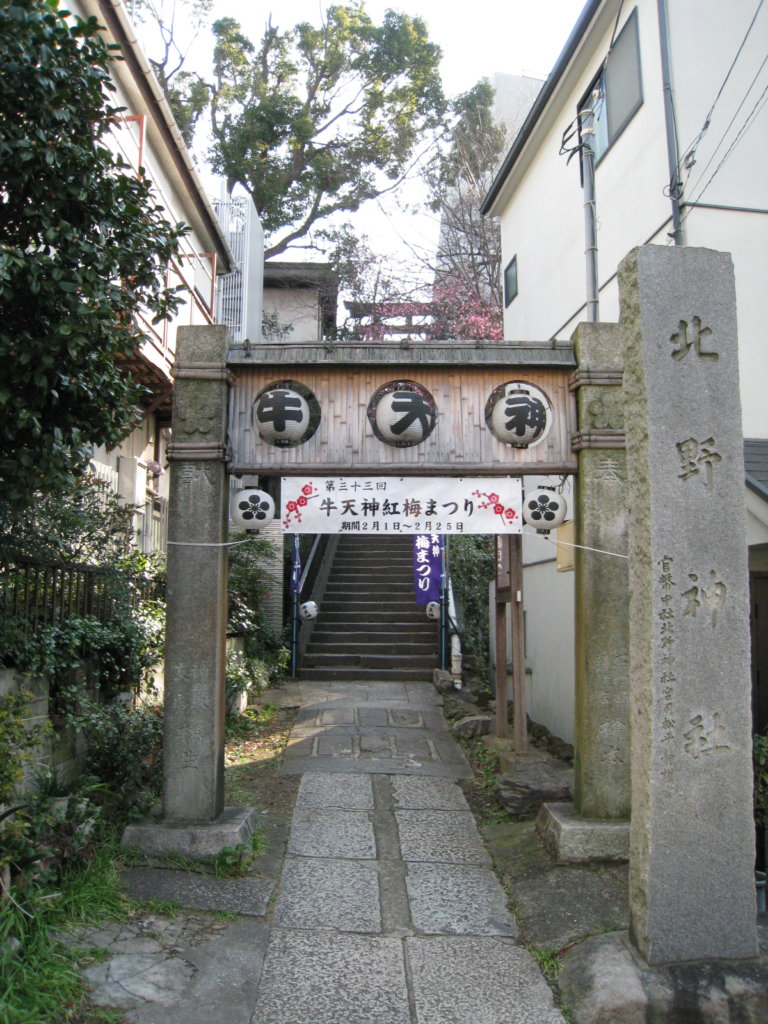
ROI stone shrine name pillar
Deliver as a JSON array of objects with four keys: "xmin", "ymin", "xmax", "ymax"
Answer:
[{"xmin": 621, "ymin": 246, "xmax": 757, "ymax": 964}]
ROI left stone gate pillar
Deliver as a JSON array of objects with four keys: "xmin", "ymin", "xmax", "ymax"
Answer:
[{"xmin": 123, "ymin": 326, "xmax": 257, "ymax": 855}]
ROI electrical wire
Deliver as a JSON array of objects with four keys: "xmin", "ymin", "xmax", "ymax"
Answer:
[
  {"xmin": 683, "ymin": 53, "xmax": 768, "ymax": 203},
  {"xmin": 676, "ymin": 0, "xmax": 766, "ymax": 183},
  {"xmin": 681, "ymin": 80, "xmax": 768, "ymax": 227}
]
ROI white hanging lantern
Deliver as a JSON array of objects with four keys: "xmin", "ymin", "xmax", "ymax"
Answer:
[
  {"xmin": 299, "ymin": 600, "xmax": 318, "ymax": 621},
  {"xmin": 522, "ymin": 488, "xmax": 568, "ymax": 532},
  {"xmin": 252, "ymin": 380, "xmax": 320, "ymax": 448},
  {"xmin": 425, "ymin": 600, "xmax": 441, "ymax": 620},
  {"xmin": 368, "ymin": 380, "xmax": 437, "ymax": 447},
  {"xmin": 485, "ymin": 381, "xmax": 552, "ymax": 448},
  {"xmin": 231, "ymin": 489, "xmax": 275, "ymax": 530}
]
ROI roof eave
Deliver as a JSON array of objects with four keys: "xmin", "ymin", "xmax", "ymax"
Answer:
[
  {"xmin": 481, "ymin": 0, "xmax": 604, "ymax": 217},
  {"xmin": 82, "ymin": 0, "xmax": 234, "ymax": 273}
]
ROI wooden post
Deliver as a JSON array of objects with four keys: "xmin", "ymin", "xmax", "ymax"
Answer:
[
  {"xmin": 509, "ymin": 534, "xmax": 527, "ymax": 753},
  {"xmin": 495, "ymin": 598, "xmax": 508, "ymax": 739}
]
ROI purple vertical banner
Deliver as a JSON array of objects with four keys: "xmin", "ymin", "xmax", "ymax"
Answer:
[
  {"xmin": 290, "ymin": 535, "xmax": 301, "ymax": 595},
  {"xmin": 413, "ymin": 534, "xmax": 442, "ymax": 605}
]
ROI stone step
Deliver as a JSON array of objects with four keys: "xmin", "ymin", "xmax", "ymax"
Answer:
[
  {"xmin": 304, "ymin": 641, "xmax": 436, "ymax": 657},
  {"xmin": 301, "ymin": 652, "xmax": 438, "ymax": 670},
  {"xmin": 319, "ymin": 602, "xmax": 423, "ymax": 616},
  {"xmin": 323, "ymin": 584, "xmax": 414, "ymax": 597},
  {"xmin": 329, "ymin": 567, "xmax": 413, "ymax": 578},
  {"xmin": 311, "ymin": 622, "xmax": 434, "ymax": 638},
  {"xmin": 318, "ymin": 610, "xmax": 434, "ymax": 624},
  {"xmin": 299, "ymin": 665, "xmax": 435, "ymax": 682}
]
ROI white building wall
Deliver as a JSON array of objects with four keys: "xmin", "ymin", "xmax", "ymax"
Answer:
[
  {"xmin": 263, "ymin": 288, "xmax": 322, "ymax": 342},
  {"xmin": 498, "ymin": 0, "xmax": 768, "ymax": 433},
  {"xmin": 523, "ymin": 545, "xmax": 576, "ymax": 745},
  {"xmin": 492, "ymin": 0, "xmax": 768, "ymax": 741}
]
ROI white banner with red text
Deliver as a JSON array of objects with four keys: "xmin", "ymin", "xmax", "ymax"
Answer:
[{"xmin": 280, "ymin": 477, "xmax": 523, "ymax": 534}]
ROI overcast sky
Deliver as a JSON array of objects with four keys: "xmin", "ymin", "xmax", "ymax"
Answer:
[{"xmin": 211, "ymin": 0, "xmax": 587, "ymax": 96}]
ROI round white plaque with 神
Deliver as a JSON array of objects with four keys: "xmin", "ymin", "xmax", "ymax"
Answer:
[
  {"xmin": 485, "ymin": 381, "xmax": 553, "ymax": 448},
  {"xmin": 299, "ymin": 600, "xmax": 318, "ymax": 621}
]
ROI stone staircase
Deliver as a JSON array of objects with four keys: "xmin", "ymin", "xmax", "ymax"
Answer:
[{"xmin": 300, "ymin": 535, "xmax": 439, "ymax": 681}]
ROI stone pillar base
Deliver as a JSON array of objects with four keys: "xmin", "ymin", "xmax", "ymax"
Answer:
[
  {"xmin": 558, "ymin": 930, "xmax": 768, "ymax": 1023},
  {"xmin": 537, "ymin": 802, "xmax": 629, "ymax": 864},
  {"xmin": 122, "ymin": 807, "xmax": 259, "ymax": 858}
]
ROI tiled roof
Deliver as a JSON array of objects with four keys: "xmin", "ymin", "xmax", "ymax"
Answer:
[{"xmin": 745, "ymin": 439, "xmax": 768, "ymax": 501}]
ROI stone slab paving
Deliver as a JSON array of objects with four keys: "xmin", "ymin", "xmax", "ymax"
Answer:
[
  {"xmin": 76, "ymin": 679, "xmax": 564, "ymax": 1023},
  {"xmin": 71, "ymin": 915, "xmax": 269, "ymax": 1024},
  {"xmin": 281, "ymin": 682, "xmax": 471, "ymax": 778},
  {"xmin": 252, "ymin": 930, "xmax": 412, "ymax": 1024},
  {"xmin": 287, "ymin": 807, "xmax": 377, "ymax": 858},
  {"xmin": 260, "ymin": 680, "xmax": 564, "ymax": 1022},
  {"xmin": 395, "ymin": 809, "xmax": 493, "ymax": 864},
  {"xmin": 405, "ymin": 862, "xmax": 518, "ymax": 936},
  {"xmin": 406, "ymin": 936, "xmax": 566, "ymax": 1024},
  {"xmin": 273, "ymin": 857, "xmax": 381, "ymax": 932}
]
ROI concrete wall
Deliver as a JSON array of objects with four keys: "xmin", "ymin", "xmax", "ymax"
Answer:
[
  {"xmin": 0, "ymin": 669, "xmax": 87, "ymax": 792},
  {"xmin": 263, "ymin": 287, "xmax": 322, "ymax": 342},
  {"xmin": 521, "ymin": 536, "xmax": 576, "ymax": 745}
]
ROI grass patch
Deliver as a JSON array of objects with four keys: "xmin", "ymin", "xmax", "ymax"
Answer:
[{"xmin": 0, "ymin": 841, "xmax": 128, "ymax": 1024}]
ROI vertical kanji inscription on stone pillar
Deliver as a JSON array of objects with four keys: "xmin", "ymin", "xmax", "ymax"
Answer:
[{"xmin": 621, "ymin": 246, "xmax": 757, "ymax": 965}]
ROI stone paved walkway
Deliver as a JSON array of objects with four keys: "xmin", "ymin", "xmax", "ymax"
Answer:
[
  {"xmin": 255, "ymin": 679, "xmax": 564, "ymax": 1024},
  {"xmin": 77, "ymin": 679, "xmax": 565, "ymax": 1023}
]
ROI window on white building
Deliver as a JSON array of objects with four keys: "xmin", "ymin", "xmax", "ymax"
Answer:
[
  {"xmin": 504, "ymin": 256, "xmax": 518, "ymax": 306},
  {"xmin": 579, "ymin": 7, "xmax": 643, "ymax": 161}
]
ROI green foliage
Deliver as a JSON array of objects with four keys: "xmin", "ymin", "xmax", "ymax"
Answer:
[
  {"xmin": 228, "ymin": 535, "xmax": 289, "ymax": 672},
  {"xmin": 71, "ymin": 702, "xmax": 164, "ymax": 818},
  {"xmin": 202, "ymin": 4, "xmax": 445, "ymax": 258},
  {"xmin": 755, "ymin": 728, "xmax": 768, "ymax": 827},
  {"xmin": 0, "ymin": 0, "xmax": 187, "ymax": 507},
  {"xmin": 2, "ymin": 785, "xmax": 105, "ymax": 897},
  {"xmin": 211, "ymin": 831, "xmax": 265, "ymax": 878},
  {"xmin": 525, "ymin": 944, "xmax": 564, "ymax": 984},
  {"xmin": 0, "ymin": 475, "xmax": 134, "ymax": 564},
  {"xmin": 0, "ymin": 689, "xmax": 47, "ymax": 807},
  {"xmin": 0, "ymin": 839, "xmax": 129, "ymax": 1024},
  {"xmin": 225, "ymin": 649, "xmax": 270, "ymax": 710},
  {"xmin": 449, "ymin": 535, "xmax": 495, "ymax": 683}
]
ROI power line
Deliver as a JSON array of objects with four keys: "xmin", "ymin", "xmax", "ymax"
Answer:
[
  {"xmin": 677, "ymin": 0, "xmax": 766, "ymax": 180},
  {"xmin": 683, "ymin": 81, "xmax": 768, "ymax": 219},
  {"xmin": 684, "ymin": 51, "xmax": 768, "ymax": 200}
]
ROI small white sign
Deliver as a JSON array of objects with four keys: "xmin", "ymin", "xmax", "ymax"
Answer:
[{"xmin": 280, "ymin": 477, "xmax": 523, "ymax": 534}]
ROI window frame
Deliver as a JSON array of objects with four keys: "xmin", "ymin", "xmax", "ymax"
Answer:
[
  {"xmin": 578, "ymin": 6, "xmax": 643, "ymax": 165},
  {"xmin": 503, "ymin": 256, "xmax": 518, "ymax": 307}
]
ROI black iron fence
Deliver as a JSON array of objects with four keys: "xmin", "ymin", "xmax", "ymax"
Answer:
[{"xmin": 0, "ymin": 558, "xmax": 161, "ymax": 635}]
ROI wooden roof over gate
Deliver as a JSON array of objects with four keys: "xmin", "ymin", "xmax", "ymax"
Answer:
[{"xmin": 226, "ymin": 341, "xmax": 578, "ymax": 477}]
